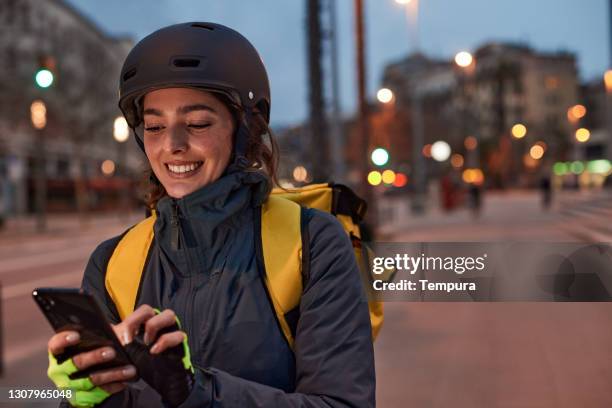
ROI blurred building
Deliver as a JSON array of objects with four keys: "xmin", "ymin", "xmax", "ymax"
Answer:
[
  {"xmin": 580, "ymin": 78, "xmax": 611, "ymax": 161},
  {"xmin": 473, "ymin": 43, "xmax": 578, "ymax": 186},
  {"xmin": 377, "ymin": 53, "xmax": 456, "ymax": 181},
  {"xmin": 374, "ymin": 42, "xmax": 580, "ymax": 189},
  {"xmin": 0, "ymin": 0, "xmax": 140, "ymax": 215}
]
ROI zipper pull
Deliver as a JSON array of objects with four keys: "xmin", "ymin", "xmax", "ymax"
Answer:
[{"xmin": 171, "ymin": 201, "xmax": 181, "ymax": 250}]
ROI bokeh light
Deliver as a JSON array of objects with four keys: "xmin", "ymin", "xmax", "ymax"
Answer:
[
  {"xmin": 511, "ymin": 123, "xmax": 527, "ymax": 139},
  {"xmin": 101, "ymin": 160, "xmax": 115, "ymax": 176},
  {"xmin": 382, "ymin": 169, "xmax": 396, "ymax": 184},
  {"xmin": 431, "ymin": 141, "xmax": 451, "ymax": 162},
  {"xmin": 575, "ymin": 128, "xmax": 590, "ymax": 142},
  {"xmin": 368, "ymin": 170, "xmax": 382, "ymax": 186}
]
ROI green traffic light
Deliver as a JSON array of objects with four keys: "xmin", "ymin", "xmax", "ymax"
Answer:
[{"xmin": 35, "ymin": 69, "xmax": 54, "ymax": 88}]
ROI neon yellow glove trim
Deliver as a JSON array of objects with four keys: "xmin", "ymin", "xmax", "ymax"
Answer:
[
  {"xmin": 152, "ymin": 308, "xmax": 193, "ymax": 372},
  {"xmin": 47, "ymin": 352, "xmax": 110, "ymax": 408}
]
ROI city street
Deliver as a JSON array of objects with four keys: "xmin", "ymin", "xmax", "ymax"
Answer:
[
  {"xmin": 0, "ymin": 213, "xmax": 142, "ymax": 408},
  {"xmin": 375, "ymin": 188, "xmax": 612, "ymax": 407},
  {"xmin": 0, "ymin": 189, "xmax": 611, "ymax": 407}
]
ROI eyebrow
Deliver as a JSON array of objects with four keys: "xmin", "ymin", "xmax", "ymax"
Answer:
[{"xmin": 143, "ymin": 104, "xmax": 217, "ymax": 117}]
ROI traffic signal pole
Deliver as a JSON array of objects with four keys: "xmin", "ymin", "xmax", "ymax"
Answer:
[
  {"xmin": 306, "ymin": 0, "xmax": 330, "ymax": 182},
  {"xmin": 35, "ymin": 127, "xmax": 47, "ymax": 232},
  {"xmin": 354, "ymin": 0, "xmax": 377, "ymax": 231}
]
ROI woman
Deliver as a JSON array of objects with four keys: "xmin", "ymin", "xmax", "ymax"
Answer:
[{"xmin": 47, "ymin": 22, "xmax": 375, "ymax": 407}]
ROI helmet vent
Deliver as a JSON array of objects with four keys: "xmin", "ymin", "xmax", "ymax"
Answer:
[
  {"xmin": 191, "ymin": 23, "xmax": 215, "ymax": 31},
  {"xmin": 172, "ymin": 58, "xmax": 201, "ymax": 68},
  {"xmin": 122, "ymin": 67, "xmax": 137, "ymax": 82}
]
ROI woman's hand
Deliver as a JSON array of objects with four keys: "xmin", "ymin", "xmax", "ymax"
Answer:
[
  {"xmin": 112, "ymin": 304, "xmax": 186, "ymax": 352},
  {"xmin": 120, "ymin": 305, "xmax": 194, "ymax": 408},
  {"xmin": 47, "ymin": 331, "xmax": 137, "ymax": 407}
]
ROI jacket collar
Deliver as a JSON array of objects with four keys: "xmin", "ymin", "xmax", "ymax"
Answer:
[{"xmin": 155, "ymin": 169, "xmax": 270, "ymax": 226}]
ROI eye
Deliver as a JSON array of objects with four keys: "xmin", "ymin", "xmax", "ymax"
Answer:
[
  {"xmin": 144, "ymin": 125, "xmax": 164, "ymax": 133},
  {"xmin": 188, "ymin": 123, "xmax": 211, "ymax": 130}
]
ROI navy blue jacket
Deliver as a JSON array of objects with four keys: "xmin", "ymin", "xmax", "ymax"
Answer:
[{"xmin": 81, "ymin": 170, "xmax": 376, "ymax": 407}]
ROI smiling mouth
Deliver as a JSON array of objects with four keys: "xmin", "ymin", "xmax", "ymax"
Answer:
[{"xmin": 165, "ymin": 161, "xmax": 204, "ymax": 177}]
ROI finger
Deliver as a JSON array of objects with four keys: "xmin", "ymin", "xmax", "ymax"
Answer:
[
  {"xmin": 72, "ymin": 347, "xmax": 116, "ymax": 371},
  {"xmin": 90, "ymin": 365, "xmax": 137, "ymax": 386},
  {"xmin": 98, "ymin": 382, "xmax": 127, "ymax": 395},
  {"xmin": 48, "ymin": 331, "xmax": 80, "ymax": 355},
  {"xmin": 117, "ymin": 304, "xmax": 156, "ymax": 345},
  {"xmin": 150, "ymin": 331, "xmax": 185, "ymax": 354},
  {"xmin": 143, "ymin": 309, "xmax": 177, "ymax": 345}
]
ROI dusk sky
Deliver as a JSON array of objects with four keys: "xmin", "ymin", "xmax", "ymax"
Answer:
[{"xmin": 66, "ymin": 0, "xmax": 609, "ymax": 127}]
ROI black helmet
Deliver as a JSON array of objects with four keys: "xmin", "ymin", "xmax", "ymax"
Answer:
[
  {"xmin": 119, "ymin": 22, "xmax": 270, "ymax": 126},
  {"xmin": 118, "ymin": 22, "xmax": 271, "ymax": 170}
]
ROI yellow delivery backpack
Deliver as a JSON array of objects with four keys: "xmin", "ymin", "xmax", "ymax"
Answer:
[{"xmin": 105, "ymin": 183, "xmax": 383, "ymax": 349}]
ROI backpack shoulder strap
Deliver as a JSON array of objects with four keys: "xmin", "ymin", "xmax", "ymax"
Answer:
[
  {"xmin": 257, "ymin": 195, "xmax": 303, "ymax": 350},
  {"xmin": 105, "ymin": 214, "xmax": 157, "ymax": 320}
]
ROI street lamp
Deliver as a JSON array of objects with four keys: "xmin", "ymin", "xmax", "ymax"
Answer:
[
  {"xmin": 113, "ymin": 116, "xmax": 130, "ymax": 215},
  {"xmin": 454, "ymin": 51, "xmax": 473, "ymax": 68},
  {"xmin": 394, "ymin": 0, "xmax": 419, "ymax": 53},
  {"xmin": 371, "ymin": 147, "xmax": 390, "ymax": 166},
  {"xmin": 604, "ymin": 70, "xmax": 612, "ymax": 93},
  {"xmin": 431, "ymin": 141, "xmax": 451, "ymax": 162},
  {"xmin": 575, "ymin": 127, "xmax": 590, "ymax": 143},
  {"xmin": 101, "ymin": 160, "xmax": 116, "ymax": 177},
  {"xmin": 293, "ymin": 166, "xmax": 308, "ymax": 183},
  {"xmin": 376, "ymin": 88, "xmax": 394, "ymax": 104},
  {"xmin": 511, "ymin": 123, "xmax": 527, "ymax": 139},
  {"xmin": 30, "ymin": 100, "xmax": 47, "ymax": 130},
  {"xmin": 529, "ymin": 144, "xmax": 544, "ymax": 160},
  {"xmin": 113, "ymin": 116, "xmax": 129, "ymax": 143}
]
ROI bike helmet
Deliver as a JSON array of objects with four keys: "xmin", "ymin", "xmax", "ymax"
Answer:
[{"xmin": 118, "ymin": 22, "xmax": 271, "ymax": 170}]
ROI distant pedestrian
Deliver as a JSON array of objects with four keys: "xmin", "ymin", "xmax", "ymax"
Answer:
[
  {"xmin": 440, "ymin": 174, "xmax": 455, "ymax": 212},
  {"xmin": 468, "ymin": 183, "xmax": 482, "ymax": 218},
  {"xmin": 540, "ymin": 173, "xmax": 552, "ymax": 210}
]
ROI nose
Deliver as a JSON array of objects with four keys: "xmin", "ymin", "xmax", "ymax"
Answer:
[{"xmin": 164, "ymin": 124, "xmax": 189, "ymax": 154}]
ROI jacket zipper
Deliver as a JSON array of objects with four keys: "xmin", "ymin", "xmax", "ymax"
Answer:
[
  {"xmin": 171, "ymin": 200, "xmax": 181, "ymax": 250},
  {"xmin": 173, "ymin": 200, "xmax": 197, "ymax": 358}
]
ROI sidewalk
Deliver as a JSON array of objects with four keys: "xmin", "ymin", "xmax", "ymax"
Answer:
[
  {"xmin": 376, "ymin": 188, "xmax": 612, "ymax": 239},
  {"xmin": 0, "ymin": 211, "xmax": 144, "ymax": 245}
]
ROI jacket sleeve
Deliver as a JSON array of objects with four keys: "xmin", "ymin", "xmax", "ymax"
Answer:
[
  {"xmin": 81, "ymin": 236, "xmax": 124, "ymax": 325},
  {"xmin": 178, "ymin": 209, "xmax": 376, "ymax": 408}
]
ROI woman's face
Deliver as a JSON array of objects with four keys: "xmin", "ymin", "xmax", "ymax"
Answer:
[{"xmin": 142, "ymin": 87, "xmax": 235, "ymax": 199}]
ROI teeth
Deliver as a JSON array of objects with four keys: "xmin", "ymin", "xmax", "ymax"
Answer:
[{"xmin": 167, "ymin": 162, "xmax": 201, "ymax": 174}]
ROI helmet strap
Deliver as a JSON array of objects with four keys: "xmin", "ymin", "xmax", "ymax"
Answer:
[
  {"xmin": 133, "ymin": 126, "xmax": 145, "ymax": 152},
  {"xmin": 224, "ymin": 108, "xmax": 252, "ymax": 174}
]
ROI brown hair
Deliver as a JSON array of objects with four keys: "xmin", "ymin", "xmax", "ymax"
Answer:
[{"xmin": 141, "ymin": 92, "xmax": 280, "ymax": 209}]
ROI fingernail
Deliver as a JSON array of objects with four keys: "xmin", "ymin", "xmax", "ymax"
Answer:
[
  {"xmin": 143, "ymin": 333, "xmax": 150, "ymax": 346},
  {"xmin": 101, "ymin": 349, "xmax": 116, "ymax": 360},
  {"xmin": 150, "ymin": 344, "xmax": 159, "ymax": 354},
  {"xmin": 122, "ymin": 331, "xmax": 130, "ymax": 345},
  {"xmin": 122, "ymin": 365, "xmax": 136, "ymax": 377},
  {"xmin": 65, "ymin": 333, "xmax": 79, "ymax": 343}
]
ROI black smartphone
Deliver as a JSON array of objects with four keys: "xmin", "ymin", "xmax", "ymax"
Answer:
[{"xmin": 32, "ymin": 287, "xmax": 132, "ymax": 379}]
